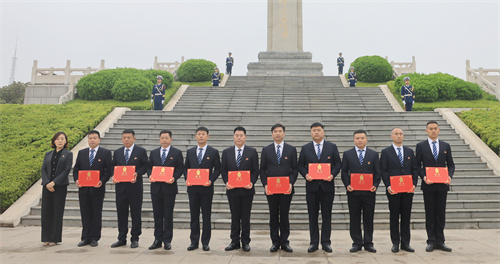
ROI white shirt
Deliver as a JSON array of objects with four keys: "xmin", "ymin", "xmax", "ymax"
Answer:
[
  {"xmin": 355, "ymin": 146, "xmax": 366, "ymax": 160},
  {"xmin": 89, "ymin": 146, "xmax": 99, "ymax": 158},
  {"xmin": 160, "ymin": 146, "xmax": 170, "ymax": 160},
  {"xmin": 313, "ymin": 140, "xmax": 324, "ymax": 155},
  {"xmin": 392, "ymin": 144, "xmax": 404, "ymax": 157},
  {"xmin": 197, "ymin": 145, "xmax": 207, "ymax": 160},
  {"xmin": 274, "ymin": 141, "xmax": 284, "ymax": 155},
  {"xmin": 427, "ymin": 138, "xmax": 440, "ymax": 154},
  {"xmin": 234, "ymin": 145, "xmax": 245, "ymax": 161},
  {"xmin": 124, "ymin": 144, "xmax": 135, "ymax": 157}
]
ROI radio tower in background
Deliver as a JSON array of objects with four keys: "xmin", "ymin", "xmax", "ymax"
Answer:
[{"xmin": 9, "ymin": 33, "xmax": 19, "ymax": 84}]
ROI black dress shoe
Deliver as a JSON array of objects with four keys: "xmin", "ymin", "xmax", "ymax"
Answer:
[
  {"xmin": 90, "ymin": 240, "xmax": 98, "ymax": 247},
  {"xmin": 130, "ymin": 241, "xmax": 139, "ymax": 248},
  {"xmin": 322, "ymin": 244, "xmax": 333, "ymax": 253},
  {"xmin": 187, "ymin": 243, "xmax": 199, "ymax": 251},
  {"xmin": 111, "ymin": 240, "xmax": 126, "ymax": 248},
  {"xmin": 242, "ymin": 244, "xmax": 250, "ymax": 252},
  {"xmin": 149, "ymin": 240, "xmax": 162, "ymax": 250},
  {"xmin": 202, "ymin": 244, "xmax": 210, "ymax": 251},
  {"xmin": 270, "ymin": 244, "xmax": 280, "ymax": 252},
  {"xmin": 78, "ymin": 240, "xmax": 90, "ymax": 247},
  {"xmin": 435, "ymin": 243, "xmax": 452, "ymax": 252},
  {"xmin": 350, "ymin": 246, "xmax": 362, "ymax": 252},
  {"xmin": 281, "ymin": 245, "xmax": 293, "ymax": 252},
  {"xmin": 307, "ymin": 244, "xmax": 318, "ymax": 252},
  {"xmin": 401, "ymin": 244, "xmax": 415, "ymax": 252},
  {"xmin": 391, "ymin": 244, "xmax": 399, "ymax": 253},
  {"xmin": 426, "ymin": 244, "xmax": 435, "ymax": 252},
  {"xmin": 365, "ymin": 245, "xmax": 377, "ymax": 253},
  {"xmin": 164, "ymin": 243, "xmax": 171, "ymax": 250},
  {"xmin": 225, "ymin": 243, "xmax": 241, "ymax": 251}
]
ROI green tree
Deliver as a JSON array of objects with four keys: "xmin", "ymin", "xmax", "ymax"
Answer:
[{"xmin": 0, "ymin": 82, "xmax": 29, "ymax": 104}]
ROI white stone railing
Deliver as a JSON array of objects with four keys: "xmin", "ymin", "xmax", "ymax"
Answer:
[
  {"xmin": 31, "ymin": 60, "xmax": 105, "ymax": 85},
  {"xmin": 466, "ymin": 60, "xmax": 499, "ymax": 100},
  {"xmin": 385, "ymin": 56, "xmax": 416, "ymax": 78},
  {"xmin": 153, "ymin": 56, "xmax": 184, "ymax": 75}
]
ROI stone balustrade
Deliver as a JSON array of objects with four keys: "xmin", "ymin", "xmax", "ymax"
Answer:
[
  {"xmin": 466, "ymin": 60, "xmax": 499, "ymax": 100},
  {"xmin": 153, "ymin": 56, "xmax": 184, "ymax": 75},
  {"xmin": 31, "ymin": 59, "xmax": 105, "ymax": 85},
  {"xmin": 385, "ymin": 56, "xmax": 416, "ymax": 78}
]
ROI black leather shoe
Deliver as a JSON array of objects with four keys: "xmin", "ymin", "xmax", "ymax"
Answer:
[
  {"xmin": 164, "ymin": 243, "xmax": 171, "ymax": 250},
  {"xmin": 282, "ymin": 245, "xmax": 293, "ymax": 252},
  {"xmin": 401, "ymin": 244, "xmax": 415, "ymax": 252},
  {"xmin": 242, "ymin": 244, "xmax": 250, "ymax": 252},
  {"xmin": 130, "ymin": 241, "xmax": 139, "ymax": 248},
  {"xmin": 391, "ymin": 244, "xmax": 399, "ymax": 253},
  {"xmin": 322, "ymin": 244, "xmax": 333, "ymax": 253},
  {"xmin": 350, "ymin": 246, "xmax": 362, "ymax": 252},
  {"xmin": 149, "ymin": 240, "xmax": 162, "ymax": 250},
  {"xmin": 270, "ymin": 244, "xmax": 280, "ymax": 252},
  {"xmin": 78, "ymin": 240, "xmax": 90, "ymax": 247},
  {"xmin": 202, "ymin": 244, "xmax": 210, "ymax": 251},
  {"xmin": 307, "ymin": 244, "xmax": 318, "ymax": 252},
  {"xmin": 365, "ymin": 245, "xmax": 377, "ymax": 253},
  {"xmin": 435, "ymin": 243, "xmax": 452, "ymax": 252},
  {"xmin": 187, "ymin": 243, "xmax": 199, "ymax": 251},
  {"xmin": 225, "ymin": 243, "xmax": 240, "ymax": 251},
  {"xmin": 111, "ymin": 240, "xmax": 126, "ymax": 248},
  {"xmin": 426, "ymin": 244, "xmax": 435, "ymax": 252},
  {"xmin": 90, "ymin": 240, "xmax": 98, "ymax": 247}
]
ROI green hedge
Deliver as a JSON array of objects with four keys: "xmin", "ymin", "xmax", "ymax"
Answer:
[
  {"xmin": 176, "ymin": 59, "xmax": 217, "ymax": 82},
  {"xmin": 111, "ymin": 76, "xmax": 152, "ymax": 102},
  {"xmin": 350, "ymin": 55, "xmax": 393, "ymax": 82},
  {"xmin": 458, "ymin": 107, "xmax": 500, "ymax": 155}
]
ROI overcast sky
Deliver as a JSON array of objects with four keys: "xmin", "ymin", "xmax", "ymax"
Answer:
[{"xmin": 1, "ymin": 0, "xmax": 499, "ymax": 87}]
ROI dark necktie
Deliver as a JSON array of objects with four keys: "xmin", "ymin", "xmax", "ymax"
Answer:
[
  {"xmin": 89, "ymin": 149, "xmax": 95, "ymax": 166},
  {"xmin": 161, "ymin": 149, "xmax": 166, "ymax": 165},
  {"xmin": 198, "ymin": 148, "xmax": 203, "ymax": 164},
  {"xmin": 358, "ymin": 149, "xmax": 364, "ymax": 165},
  {"xmin": 276, "ymin": 145, "xmax": 281, "ymax": 164},
  {"xmin": 125, "ymin": 148, "xmax": 130, "ymax": 164},
  {"xmin": 316, "ymin": 143, "xmax": 321, "ymax": 160},
  {"xmin": 432, "ymin": 141, "xmax": 438, "ymax": 161},
  {"xmin": 236, "ymin": 148, "xmax": 242, "ymax": 167},
  {"xmin": 397, "ymin": 147, "xmax": 403, "ymax": 167}
]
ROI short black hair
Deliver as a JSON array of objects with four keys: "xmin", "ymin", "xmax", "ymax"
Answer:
[
  {"xmin": 234, "ymin": 126, "xmax": 246, "ymax": 135},
  {"xmin": 271, "ymin": 123, "xmax": 285, "ymax": 132},
  {"xmin": 196, "ymin": 126, "xmax": 209, "ymax": 134},
  {"xmin": 426, "ymin": 120, "xmax": 439, "ymax": 127},
  {"xmin": 310, "ymin": 122, "xmax": 324, "ymax": 129},
  {"xmin": 159, "ymin": 130, "xmax": 172, "ymax": 138},
  {"xmin": 88, "ymin": 130, "xmax": 100, "ymax": 138},
  {"xmin": 122, "ymin": 129, "xmax": 135, "ymax": 136},
  {"xmin": 353, "ymin": 129, "xmax": 367, "ymax": 136}
]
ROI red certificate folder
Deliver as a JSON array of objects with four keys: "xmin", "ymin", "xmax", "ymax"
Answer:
[
  {"xmin": 78, "ymin": 170, "xmax": 100, "ymax": 187},
  {"xmin": 350, "ymin": 173, "xmax": 373, "ymax": 191},
  {"xmin": 186, "ymin": 169, "xmax": 210, "ymax": 186},
  {"xmin": 267, "ymin": 176, "xmax": 290, "ymax": 195},
  {"xmin": 228, "ymin": 170, "xmax": 251, "ymax": 188},
  {"xmin": 308, "ymin": 163, "xmax": 331, "ymax": 180},
  {"xmin": 390, "ymin": 175, "xmax": 414, "ymax": 193},
  {"xmin": 114, "ymin": 166, "xmax": 136, "ymax": 182},
  {"xmin": 426, "ymin": 167, "xmax": 449, "ymax": 183},
  {"xmin": 150, "ymin": 166, "xmax": 174, "ymax": 182}
]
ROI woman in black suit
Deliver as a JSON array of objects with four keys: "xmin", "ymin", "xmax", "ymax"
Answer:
[{"xmin": 41, "ymin": 132, "xmax": 73, "ymax": 246}]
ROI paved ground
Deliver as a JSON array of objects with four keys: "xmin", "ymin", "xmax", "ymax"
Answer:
[{"xmin": 1, "ymin": 226, "xmax": 499, "ymax": 263}]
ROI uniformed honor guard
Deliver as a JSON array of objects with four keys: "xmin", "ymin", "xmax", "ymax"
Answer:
[
  {"xmin": 212, "ymin": 67, "xmax": 221, "ymax": 87},
  {"xmin": 151, "ymin": 75, "xmax": 166, "ymax": 110},
  {"xmin": 401, "ymin": 77, "xmax": 415, "ymax": 111},
  {"xmin": 348, "ymin": 67, "xmax": 357, "ymax": 87},
  {"xmin": 337, "ymin": 53, "xmax": 345, "ymax": 75},
  {"xmin": 226, "ymin": 52, "xmax": 234, "ymax": 76}
]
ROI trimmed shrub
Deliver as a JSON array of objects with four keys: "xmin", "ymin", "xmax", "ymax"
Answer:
[
  {"xmin": 111, "ymin": 76, "xmax": 152, "ymax": 102},
  {"xmin": 350, "ymin": 55, "xmax": 393, "ymax": 82},
  {"xmin": 459, "ymin": 107, "xmax": 500, "ymax": 155},
  {"xmin": 176, "ymin": 59, "xmax": 217, "ymax": 82},
  {"xmin": 142, "ymin": 69, "xmax": 174, "ymax": 89}
]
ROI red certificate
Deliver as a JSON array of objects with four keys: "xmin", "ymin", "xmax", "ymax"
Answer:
[
  {"xmin": 267, "ymin": 176, "xmax": 290, "ymax": 195},
  {"xmin": 308, "ymin": 163, "xmax": 331, "ymax": 180},
  {"xmin": 186, "ymin": 169, "xmax": 210, "ymax": 186},
  {"xmin": 390, "ymin": 175, "xmax": 414, "ymax": 193},
  {"xmin": 228, "ymin": 170, "xmax": 251, "ymax": 188},
  {"xmin": 114, "ymin": 166, "xmax": 136, "ymax": 182},
  {"xmin": 350, "ymin": 173, "xmax": 373, "ymax": 191},
  {"xmin": 78, "ymin": 170, "xmax": 100, "ymax": 187},
  {"xmin": 151, "ymin": 166, "xmax": 174, "ymax": 182},
  {"xmin": 426, "ymin": 167, "xmax": 449, "ymax": 183}
]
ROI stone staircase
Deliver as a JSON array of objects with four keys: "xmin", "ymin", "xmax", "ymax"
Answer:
[{"xmin": 21, "ymin": 76, "xmax": 500, "ymax": 229}]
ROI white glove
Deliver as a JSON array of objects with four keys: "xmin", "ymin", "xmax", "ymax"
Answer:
[
  {"xmin": 403, "ymin": 101, "xmax": 406, "ymax": 105},
  {"xmin": 161, "ymin": 100, "xmax": 164, "ymax": 105},
  {"xmin": 151, "ymin": 99, "xmax": 153, "ymax": 103}
]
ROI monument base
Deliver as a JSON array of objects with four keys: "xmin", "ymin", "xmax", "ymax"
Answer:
[{"xmin": 247, "ymin": 52, "xmax": 323, "ymax": 76}]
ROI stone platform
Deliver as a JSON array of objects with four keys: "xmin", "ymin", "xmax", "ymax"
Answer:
[{"xmin": 247, "ymin": 52, "xmax": 323, "ymax": 76}]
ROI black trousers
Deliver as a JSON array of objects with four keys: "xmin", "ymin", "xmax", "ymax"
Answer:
[
  {"xmin": 266, "ymin": 194, "xmax": 293, "ymax": 246},
  {"xmin": 347, "ymin": 194, "xmax": 376, "ymax": 247},
  {"xmin": 226, "ymin": 64, "xmax": 233, "ymax": 75},
  {"xmin": 423, "ymin": 190, "xmax": 447, "ymax": 245},
  {"xmin": 227, "ymin": 194, "xmax": 254, "ymax": 245},
  {"xmin": 338, "ymin": 65, "xmax": 344, "ymax": 75},
  {"xmin": 188, "ymin": 192, "xmax": 214, "ymax": 245},
  {"xmin": 151, "ymin": 192, "xmax": 176, "ymax": 243},
  {"xmin": 387, "ymin": 192, "xmax": 413, "ymax": 246},
  {"xmin": 116, "ymin": 192, "xmax": 143, "ymax": 242},
  {"xmin": 79, "ymin": 187, "xmax": 105, "ymax": 241},
  {"xmin": 306, "ymin": 191, "xmax": 334, "ymax": 246},
  {"xmin": 41, "ymin": 185, "xmax": 67, "ymax": 243}
]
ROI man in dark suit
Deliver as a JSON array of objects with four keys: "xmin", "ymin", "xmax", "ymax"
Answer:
[
  {"xmin": 184, "ymin": 126, "xmax": 221, "ymax": 251},
  {"xmin": 298, "ymin": 122, "xmax": 341, "ymax": 253},
  {"xmin": 111, "ymin": 129, "xmax": 148, "ymax": 249},
  {"xmin": 416, "ymin": 121, "xmax": 455, "ymax": 252},
  {"xmin": 147, "ymin": 130, "xmax": 184, "ymax": 250},
  {"xmin": 341, "ymin": 129, "xmax": 381, "ymax": 253},
  {"xmin": 221, "ymin": 126, "xmax": 259, "ymax": 252},
  {"xmin": 380, "ymin": 128, "xmax": 419, "ymax": 253},
  {"xmin": 73, "ymin": 130, "xmax": 113, "ymax": 247},
  {"xmin": 260, "ymin": 123, "xmax": 298, "ymax": 253}
]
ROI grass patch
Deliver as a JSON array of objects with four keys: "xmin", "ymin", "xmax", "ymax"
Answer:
[
  {"xmin": 344, "ymin": 73, "xmax": 388, "ymax": 87},
  {"xmin": 458, "ymin": 107, "xmax": 500, "ymax": 155}
]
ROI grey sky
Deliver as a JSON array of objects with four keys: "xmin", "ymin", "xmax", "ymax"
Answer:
[{"xmin": 1, "ymin": 0, "xmax": 499, "ymax": 87}]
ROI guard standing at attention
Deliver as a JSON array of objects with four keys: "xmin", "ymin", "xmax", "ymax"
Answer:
[
  {"xmin": 348, "ymin": 67, "xmax": 357, "ymax": 87},
  {"xmin": 337, "ymin": 53, "xmax": 345, "ymax": 75},
  {"xmin": 212, "ymin": 67, "xmax": 221, "ymax": 87},
  {"xmin": 401, "ymin": 77, "xmax": 415, "ymax": 111},
  {"xmin": 151, "ymin": 75, "xmax": 165, "ymax": 110},
  {"xmin": 226, "ymin": 52, "xmax": 234, "ymax": 76}
]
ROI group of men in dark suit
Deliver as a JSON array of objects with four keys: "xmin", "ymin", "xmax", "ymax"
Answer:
[{"xmin": 71, "ymin": 120, "xmax": 454, "ymax": 254}]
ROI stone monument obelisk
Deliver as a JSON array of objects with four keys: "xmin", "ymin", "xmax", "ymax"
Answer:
[{"xmin": 247, "ymin": 0, "xmax": 323, "ymax": 76}]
